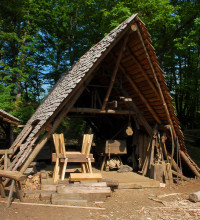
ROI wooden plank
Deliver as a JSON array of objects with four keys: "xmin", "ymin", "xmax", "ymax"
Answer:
[
  {"xmin": 52, "ymin": 153, "xmax": 94, "ymax": 163},
  {"xmin": 52, "ymin": 198, "xmax": 88, "ymax": 206},
  {"xmin": 52, "ymin": 192, "xmax": 108, "ymax": 203},
  {"xmin": 40, "ymin": 184, "xmax": 57, "ymax": 192},
  {"xmin": 57, "ymin": 185, "xmax": 111, "ymax": 195},
  {"xmin": 52, "ymin": 152, "xmax": 94, "ymax": 159},
  {"xmin": 118, "ymin": 183, "xmax": 142, "ymax": 189},
  {"xmin": 70, "ymin": 173, "xmax": 102, "ymax": 181},
  {"xmin": 69, "ymin": 108, "xmax": 136, "ymax": 115},
  {"xmin": 55, "ymin": 158, "xmax": 95, "ymax": 163},
  {"xmin": 0, "ymin": 200, "xmax": 105, "ymax": 210}
]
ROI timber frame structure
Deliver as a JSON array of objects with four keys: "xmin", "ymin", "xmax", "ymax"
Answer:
[{"xmin": 1, "ymin": 14, "xmax": 199, "ymax": 179}]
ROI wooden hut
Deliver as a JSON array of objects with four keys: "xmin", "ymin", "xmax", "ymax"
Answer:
[
  {"xmin": 3, "ymin": 14, "xmax": 200, "ymax": 179},
  {"xmin": 0, "ymin": 109, "xmax": 20, "ymax": 148}
]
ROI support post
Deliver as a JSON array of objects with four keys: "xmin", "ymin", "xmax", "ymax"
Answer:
[{"xmin": 101, "ymin": 34, "xmax": 130, "ymax": 111}]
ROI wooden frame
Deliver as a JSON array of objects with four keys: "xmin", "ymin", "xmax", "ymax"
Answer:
[
  {"xmin": 0, "ymin": 170, "xmax": 26, "ymax": 207},
  {"xmin": 52, "ymin": 133, "xmax": 94, "ymax": 182}
]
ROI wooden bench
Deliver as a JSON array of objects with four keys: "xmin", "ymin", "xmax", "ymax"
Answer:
[{"xmin": 0, "ymin": 170, "xmax": 26, "ymax": 207}]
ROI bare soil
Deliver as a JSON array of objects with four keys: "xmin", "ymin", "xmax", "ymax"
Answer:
[{"xmin": 0, "ymin": 178, "xmax": 200, "ymax": 220}]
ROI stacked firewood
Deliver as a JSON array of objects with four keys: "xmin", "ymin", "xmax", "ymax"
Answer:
[{"xmin": 23, "ymin": 173, "xmax": 40, "ymax": 190}]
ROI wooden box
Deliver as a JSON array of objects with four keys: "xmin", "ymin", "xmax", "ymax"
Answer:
[{"xmin": 95, "ymin": 140, "xmax": 127, "ymax": 155}]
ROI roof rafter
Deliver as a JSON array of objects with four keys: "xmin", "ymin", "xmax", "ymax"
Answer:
[
  {"xmin": 135, "ymin": 23, "xmax": 177, "ymax": 140},
  {"xmin": 111, "ymin": 52, "xmax": 162, "ymax": 125}
]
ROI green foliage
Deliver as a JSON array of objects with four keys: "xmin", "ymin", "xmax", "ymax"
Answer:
[
  {"xmin": 0, "ymin": 0, "xmax": 200, "ymax": 129},
  {"xmin": 56, "ymin": 118, "xmax": 86, "ymax": 141}
]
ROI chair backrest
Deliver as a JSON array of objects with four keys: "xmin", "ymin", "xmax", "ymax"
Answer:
[
  {"xmin": 52, "ymin": 133, "xmax": 66, "ymax": 155},
  {"xmin": 81, "ymin": 134, "xmax": 93, "ymax": 156}
]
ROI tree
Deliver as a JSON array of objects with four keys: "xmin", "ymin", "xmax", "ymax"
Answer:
[{"xmin": 0, "ymin": 0, "xmax": 199, "ymax": 128}]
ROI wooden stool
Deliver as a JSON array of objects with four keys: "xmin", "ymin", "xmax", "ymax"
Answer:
[{"xmin": 0, "ymin": 170, "xmax": 26, "ymax": 207}]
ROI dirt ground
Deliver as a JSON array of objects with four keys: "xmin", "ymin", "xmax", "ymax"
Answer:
[{"xmin": 0, "ymin": 178, "xmax": 200, "ymax": 220}]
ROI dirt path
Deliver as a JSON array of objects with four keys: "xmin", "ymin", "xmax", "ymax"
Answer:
[{"xmin": 0, "ymin": 179, "xmax": 200, "ymax": 220}]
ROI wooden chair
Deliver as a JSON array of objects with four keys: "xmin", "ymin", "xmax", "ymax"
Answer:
[
  {"xmin": 0, "ymin": 170, "xmax": 26, "ymax": 207},
  {"xmin": 52, "ymin": 133, "xmax": 94, "ymax": 183}
]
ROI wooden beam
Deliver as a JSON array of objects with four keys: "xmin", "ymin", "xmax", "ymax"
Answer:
[
  {"xmin": 0, "ymin": 149, "xmax": 14, "ymax": 155},
  {"xmin": 0, "ymin": 170, "xmax": 26, "ymax": 182},
  {"xmin": 101, "ymin": 34, "xmax": 130, "ymax": 111},
  {"xmin": 69, "ymin": 108, "xmax": 136, "ymax": 115},
  {"xmin": 70, "ymin": 173, "xmax": 102, "ymax": 182},
  {"xmin": 122, "ymin": 69, "xmax": 161, "ymax": 124},
  {"xmin": 180, "ymin": 150, "xmax": 200, "ymax": 178},
  {"xmin": 135, "ymin": 24, "xmax": 177, "ymax": 140}
]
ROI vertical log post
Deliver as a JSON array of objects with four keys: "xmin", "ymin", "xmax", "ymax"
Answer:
[{"xmin": 101, "ymin": 34, "xmax": 130, "ymax": 111}]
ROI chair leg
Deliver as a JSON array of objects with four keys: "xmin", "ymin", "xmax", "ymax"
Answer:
[
  {"xmin": 61, "ymin": 158, "xmax": 68, "ymax": 180},
  {"xmin": 81, "ymin": 163, "xmax": 86, "ymax": 173},
  {"xmin": 7, "ymin": 179, "xmax": 15, "ymax": 207},
  {"xmin": 0, "ymin": 177, "xmax": 6, "ymax": 198},
  {"xmin": 87, "ymin": 158, "xmax": 93, "ymax": 173},
  {"xmin": 53, "ymin": 158, "xmax": 60, "ymax": 183}
]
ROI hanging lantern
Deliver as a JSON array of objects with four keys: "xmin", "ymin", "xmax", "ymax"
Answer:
[
  {"xmin": 126, "ymin": 123, "xmax": 133, "ymax": 136},
  {"xmin": 126, "ymin": 114, "xmax": 133, "ymax": 136}
]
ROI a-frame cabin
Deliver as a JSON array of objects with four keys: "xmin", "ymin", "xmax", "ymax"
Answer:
[{"xmin": 3, "ymin": 14, "xmax": 200, "ymax": 179}]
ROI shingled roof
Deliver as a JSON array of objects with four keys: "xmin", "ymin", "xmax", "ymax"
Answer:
[
  {"xmin": 10, "ymin": 14, "xmax": 139, "ymax": 151},
  {"xmin": 6, "ymin": 14, "xmax": 200, "ymax": 177}
]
